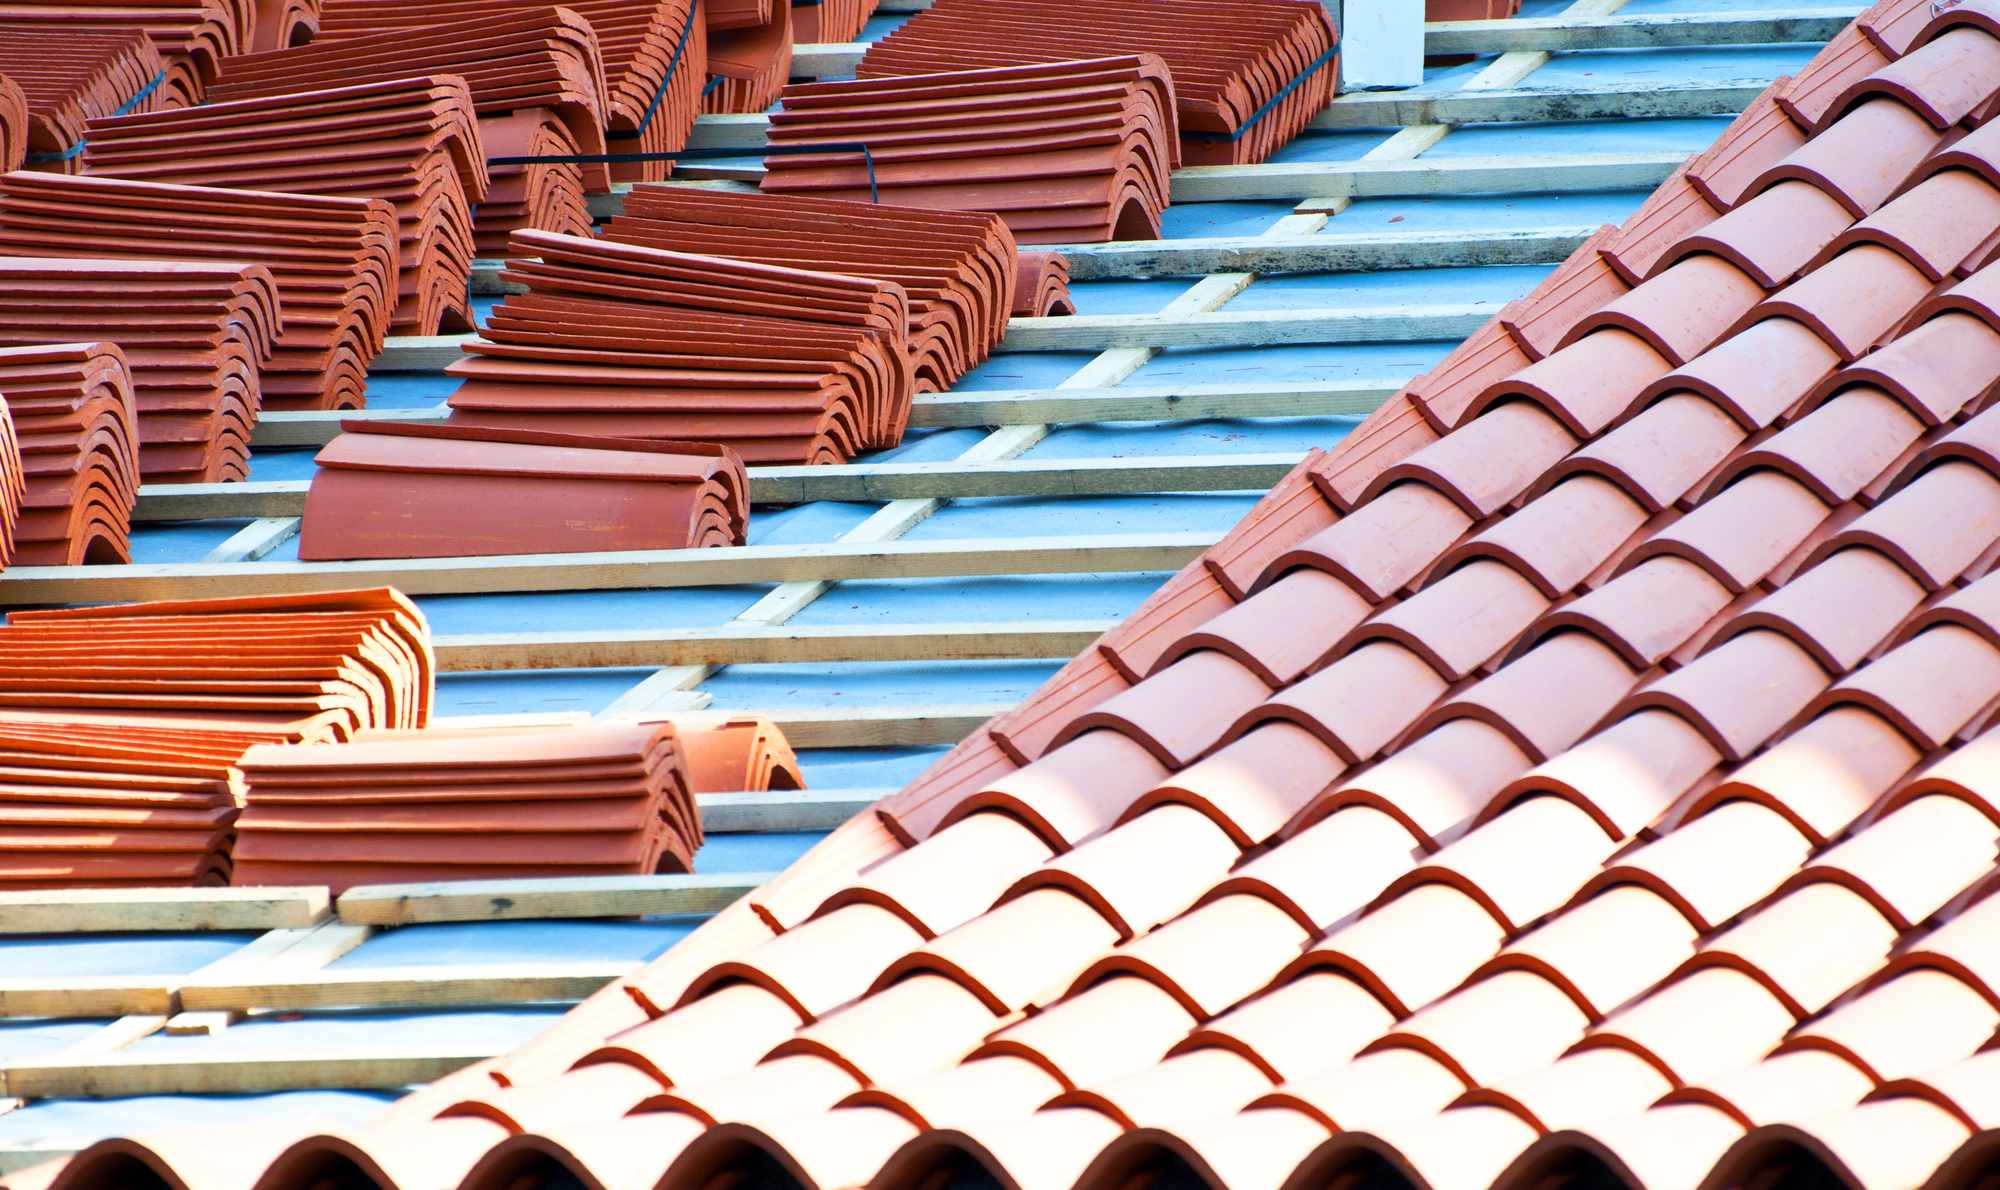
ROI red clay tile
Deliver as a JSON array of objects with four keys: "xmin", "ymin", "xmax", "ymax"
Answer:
[
  {"xmin": 300, "ymin": 422, "xmax": 749, "ymax": 561},
  {"xmin": 1562, "ymin": 254, "xmax": 1766, "ymax": 365},
  {"xmin": 1687, "ymin": 87, "xmax": 1809, "ymax": 210},
  {"xmin": 857, "ymin": 0, "xmax": 1338, "ymax": 167},
  {"xmin": 1464, "ymin": 328, "xmax": 1673, "ymax": 437}
]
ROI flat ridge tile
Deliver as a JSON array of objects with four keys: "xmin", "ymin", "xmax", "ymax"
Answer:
[
  {"xmin": 1309, "ymin": 396, "xmax": 1444, "ymax": 511},
  {"xmin": 1779, "ymin": 22, "xmax": 1896, "ymax": 131},
  {"xmin": 876, "ymin": 729, "xmax": 1023, "ymax": 846},
  {"xmin": 1498, "ymin": 226, "xmax": 1630, "ymax": 363},
  {"xmin": 1688, "ymin": 88, "xmax": 1810, "ymax": 212},
  {"xmin": 1199, "ymin": 453, "xmax": 1338, "ymax": 601},
  {"xmin": 1095, "ymin": 563, "xmax": 1241, "ymax": 685},
  {"xmin": 1407, "ymin": 317, "xmax": 1538, "ymax": 434},
  {"xmin": 1600, "ymin": 164, "xmax": 1723, "ymax": 287},
  {"xmin": 988, "ymin": 649, "xmax": 1135, "ymax": 766}
]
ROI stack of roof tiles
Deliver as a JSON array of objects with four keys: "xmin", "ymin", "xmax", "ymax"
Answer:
[
  {"xmin": 858, "ymin": 0, "xmax": 1339, "ymax": 166},
  {"xmin": 0, "ymin": 24, "xmax": 165, "ymax": 172},
  {"xmin": 792, "ymin": 0, "xmax": 878, "ymax": 46},
  {"xmin": 0, "ymin": 258, "xmax": 278, "ymax": 483},
  {"xmin": 0, "ymin": 342, "xmax": 139, "ymax": 566},
  {"xmin": 704, "ymin": 0, "xmax": 791, "ymax": 114},
  {"xmin": 230, "ymin": 721, "xmax": 700, "ymax": 893},
  {"xmin": 0, "ymin": 0, "xmax": 249, "ymax": 108},
  {"xmin": 81, "ymin": 75, "xmax": 489, "ymax": 337},
  {"xmin": 0, "ymin": 588, "xmax": 434, "ymax": 891},
  {"xmin": 603, "ymin": 186, "xmax": 1017, "ymax": 393},
  {"xmin": 1016, "ymin": 250, "xmax": 1077, "ymax": 317},
  {"xmin": 0, "ymin": 399, "xmax": 25, "ymax": 572},
  {"xmin": 0, "ymin": 173, "xmax": 398, "ymax": 412},
  {"xmin": 0, "ymin": 717, "xmax": 254, "ymax": 890},
  {"xmin": 207, "ymin": 8, "xmax": 610, "ymax": 255},
  {"xmin": 298, "ymin": 422, "xmax": 749, "ymax": 560},
  {"xmin": 314, "ymin": 0, "xmax": 705, "ymax": 186},
  {"xmin": 762, "ymin": 57, "xmax": 1179, "ymax": 243},
  {"xmin": 445, "ymin": 229, "xmax": 915, "ymax": 465},
  {"xmin": 49, "ymin": 3, "xmax": 2000, "ymax": 1186},
  {"xmin": 673, "ymin": 713, "xmax": 806, "ymax": 793}
]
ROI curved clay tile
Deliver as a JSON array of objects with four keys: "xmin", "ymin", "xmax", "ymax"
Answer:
[
  {"xmin": 1476, "ymin": 886, "xmax": 1698, "ymax": 1023},
  {"xmin": 1709, "ymin": 545, "xmax": 1926, "ymax": 673},
  {"xmin": 975, "ymin": 976, "xmax": 1197, "ymax": 1090},
  {"xmin": 1617, "ymin": 470, "xmax": 1832, "ymax": 594},
  {"xmin": 0, "ymin": 2, "xmax": 238, "ymax": 106},
  {"xmin": 301, "ymin": 423, "xmax": 748, "ymax": 560},
  {"xmin": 764, "ymin": 57, "xmax": 1178, "ymax": 243},
  {"xmin": 82, "ymin": 76, "xmax": 486, "ymax": 337},
  {"xmin": 1259, "ymin": 483, "xmax": 1469, "ymax": 602},
  {"xmin": 1778, "ymin": 21, "xmax": 1896, "ymax": 131},
  {"xmin": 1824, "ymin": 25, "xmax": 2000, "ymax": 130},
  {"xmin": 1067, "ymin": 891, "xmax": 1311, "ymax": 1020},
  {"xmin": 1122, "ymin": 722, "xmax": 1347, "ymax": 847},
  {"xmin": 608, "ymin": 188, "xmax": 1017, "ymax": 392},
  {"xmin": 1747, "ymin": 244, "xmax": 1937, "ymax": 361},
  {"xmin": 1749, "ymin": 97, "xmax": 1942, "ymax": 216},
  {"xmin": 1804, "ymin": 461, "xmax": 2000, "ymax": 589},
  {"xmin": 1631, "ymin": 317, "xmax": 1841, "ymax": 431},
  {"xmin": 986, "ymin": 651, "xmax": 1132, "ymax": 764},
  {"xmin": 1564, "ymin": 255, "xmax": 1769, "ymax": 366},
  {"xmin": 1820, "ymin": 170, "xmax": 2000, "ymax": 281},
  {"xmin": 1617, "ymin": 630, "xmax": 1834, "ymax": 762},
  {"xmin": 1233, "ymin": 641, "xmax": 1453, "ymax": 767},
  {"xmin": 1698, "ymin": 1102, "xmax": 1972, "ymax": 1190},
  {"xmin": 857, "ymin": 0, "xmax": 1337, "ymax": 166},
  {"xmin": 1199, "ymin": 803, "xmax": 1420, "ymax": 932},
  {"xmin": 0, "ymin": 25, "xmax": 162, "ymax": 173},
  {"xmin": 1780, "ymin": 794, "xmax": 1998, "ymax": 929},
  {"xmin": 1149, "ymin": 569, "xmax": 1372, "ymax": 686},
  {"xmin": 1488, "ymin": 709, "xmax": 1722, "ymax": 841},
  {"xmin": 1291, "ymin": 718, "xmax": 1533, "ymax": 850},
  {"xmin": 313, "ymin": 0, "xmax": 703, "ymax": 185},
  {"xmin": 1442, "ymin": 476, "xmax": 1651, "ymax": 599},
  {"xmin": 1803, "ymin": 313, "xmax": 2000, "ymax": 426},
  {"xmin": 1047, "ymin": 652, "xmax": 1274, "ymax": 768},
  {"xmin": 1654, "ymin": 181, "xmax": 1855, "ymax": 288},
  {"xmin": 1198, "ymin": 454, "xmax": 1341, "ymax": 597},
  {"xmin": 818, "ymin": 813, "xmax": 1053, "ymax": 939},
  {"xmin": 880, "ymin": 886, "xmax": 1122, "ymax": 1015},
  {"xmin": 1173, "ymin": 969, "xmax": 1395, "ymax": 1086},
  {"xmin": 1002, "ymin": 804, "xmax": 1239, "ymax": 940},
  {"xmin": 1540, "ymin": 394, "xmax": 1747, "ymax": 514},
  {"xmin": 1467, "ymin": 328, "xmax": 1675, "ymax": 437},
  {"xmin": 1013, "ymin": 252, "xmax": 1076, "ymax": 318}
]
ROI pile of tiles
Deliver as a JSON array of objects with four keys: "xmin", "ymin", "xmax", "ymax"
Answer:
[
  {"xmin": 208, "ymin": 8, "xmax": 609, "ymax": 254},
  {"xmin": 792, "ymin": 0, "xmax": 878, "ymax": 45},
  {"xmin": 0, "ymin": 258, "xmax": 278, "ymax": 484},
  {"xmin": 0, "ymin": 173, "xmax": 397, "ymax": 412},
  {"xmin": 704, "ymin": 0, "xmax": 791, "ymax": 114},
  {"xmin": 81, "ymin": 75, "xmax": 488, "ymax": 337},
  {"xmin": 0, "ymin": 400, "xmax": 24, "ymax": 570},
  {"xmin": 0, "ymin": 0, "xmax": 249, "ymax": 108},
  {"xmin": 0, "ymin": 25, "xmax": 165, "ymax": 172},
  {"xmin": 298, "ymin": 422, "xmax": 749, "ymax": 560},
  {"xmin": 763, "ymin": 56, "xmax": 1179, "ymax": 243},
  {"xmin": 858, "ymin": 0, "xmax": 1339, "ymax": 166},
  {"xmin": 445, "ymin": 229, "xmax": 914, "ymax": 465},
  {"xmin": 1015, "ymin": 250, "xmax": 1077, "ymax": 317},
  {"xmin": 673, "ymin": 713, "xmax": 805, "ymax": 792},
  {"xmin": 230, "ymin": 721, "xmax": 700, "ymax": 892},
  {"xmin": 315, "ymin": 0, "xmax": 705, "ymax": 186},
  {"xmin": 0, "ymin": 342, "xmax": 140, "ymax": 565},
  {"xmin": 0, "ymin": 587, "xmax": 433, "ymax": 890},
  {"xmin": 64, "ymin": 3, "xmax": 2000, "ymax": 1186},
  {"xmin": 0, "ymin": 717, "xmax": 259, "ymax": 889},
  {"xmin": 603, "ymin": 186, "xmax": 1017, "ymax": 392}
]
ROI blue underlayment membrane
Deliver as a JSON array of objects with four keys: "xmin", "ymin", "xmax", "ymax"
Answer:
[{"xmin": 0, "ymin": 7, "xmax": 1831, "ymax": 1152}]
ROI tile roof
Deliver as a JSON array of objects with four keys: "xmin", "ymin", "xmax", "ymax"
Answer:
[{"xmin": 27, "ymin": 1, "xmax": 2000, "ymax": 1186}]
